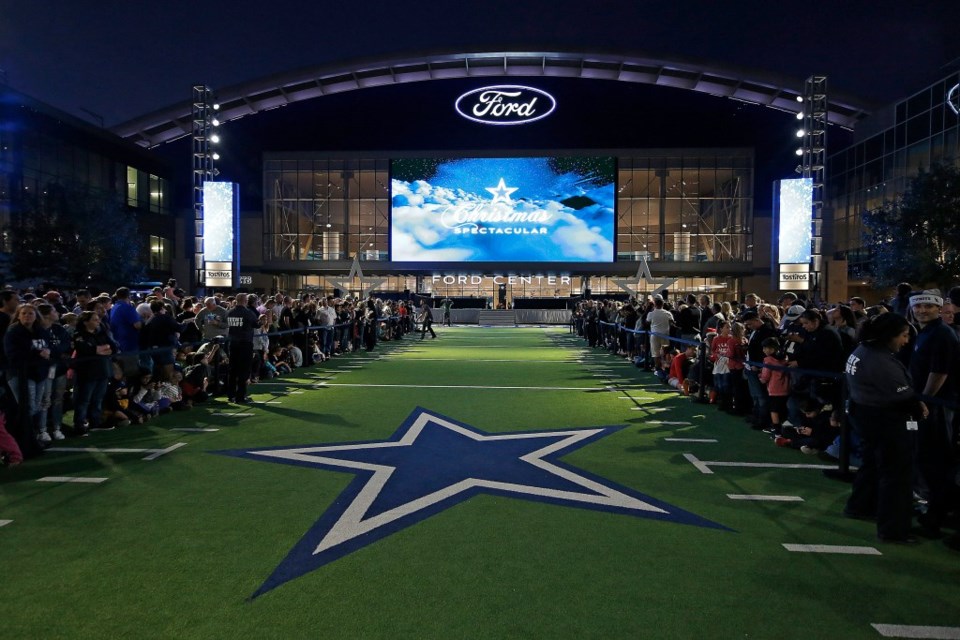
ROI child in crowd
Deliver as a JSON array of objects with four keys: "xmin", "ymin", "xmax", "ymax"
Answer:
[
  {"xmin": 775, "ymin": 397, "xmax": 835, "ymax": 454},
  {"xmin": 268, "ymin": 345, "xmax": 292, "ymax": 375},
  {"xmin": 654, "ymin": 345, "xmax": 676, "ymax": 384},
  {"xmin": 759, "ymin": 337, "xmax": 789, "ymax": 436},
  {"xmin": 103, "ymin": 361, "xmax": 134, "ymax": 428},
  {"xmin": 130, "ymin": 369, "xmax": 164, "ymax": 419},
  {"xmin": 159, "ymin": 371, "xmax": 191, "ymax": 410},
  {"xmin": 710, "ymin": 320, "xmax": 744, "ymax": 411},
  {"xmin": 668, "ymin": 343, "xmax": 697, "ymax": 393}
]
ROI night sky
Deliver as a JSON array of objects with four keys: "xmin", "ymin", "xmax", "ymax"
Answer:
[
  {"xmin": 2, "ymin": 1, "xmax": 958, "ymax": 213},
  {"xmin": 2, "ymin": 0, "xmax": 957, "ymax": 127}
]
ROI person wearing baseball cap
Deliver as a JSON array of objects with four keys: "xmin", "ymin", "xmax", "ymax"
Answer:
[{"xmin": 909, "ymin": 289, "xmax": 960, "ymax": 537}]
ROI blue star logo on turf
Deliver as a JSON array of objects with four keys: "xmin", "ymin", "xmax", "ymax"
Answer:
[
  {"xmin": 485, "ymin": 177, "xmax": 519, "ymax": 203},
  {"xmin": 213, "ymin": 408, "xmax": 727, "ymax": 598}
]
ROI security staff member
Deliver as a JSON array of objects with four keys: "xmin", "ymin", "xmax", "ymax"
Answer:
[
  {"xmin": 844, "ymin": 312, "xmax": 927, "ymax": 543},
  {"xmin": 226, "ymin": 293, "xmax": 259, "ymax": 403}
]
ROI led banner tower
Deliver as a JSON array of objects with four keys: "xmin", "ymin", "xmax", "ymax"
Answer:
[{"xmin": 202, "ymin": 181, "xmax": 240, "ymax": 287}]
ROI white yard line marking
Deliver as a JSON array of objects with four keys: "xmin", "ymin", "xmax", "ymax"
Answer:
[
  {"xmin": 48, "ymin": 447, "xmax": 155, "ymax": 454},
  {"xmin": 142, "ymin": 442, "xmax": 188, "ymax": 461},
  {"xmin": 313, "ymin": 383, "xmax": 603, "ymax": 391},
  {"xmin": 0, "ymin": 519, "xmax": 12, "ymax": 527},
  {"xmin": 210, "ymin": 412, "xmax": 255, "ymax": 417},
  {"xmin": 727, "ymin": 494, "xmax": 804, "ymax": 502},
  {"xmin": 630, "ymin": 407, "xmax": 669, "ymax": 412},
  {"xmin": 682, "ymin": 453, "xmax": 714, "ymax": 475},
  {"xmin": 682, "ymin": 452, "xmax": 836, "ymax": 474},
  {"xmin": 171, "ymin": 428, "xmax": 220, "ymax": 432},
  {"xmin": 782, "ymin": 543, "xmax": 881, "ymax": 555},
  {"xmin": 251, "ymin": 400, "xmax": 283, "ymax": 404},
  {"xmin": 871, "ymin": 624, "xmax": 960, "ymax": 639},
  {"xmin": 664, "ymin": 438, "xmax": 717, "ymax": 443},
  {"xmin": 648, "ymin": 421, "xmax": 693, "ymax": 425},
  {"xmin": 37, "ymin": 476, "xmax": 108, "ymax": 484}
]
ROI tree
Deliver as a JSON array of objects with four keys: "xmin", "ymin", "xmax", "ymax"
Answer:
[
  {"xmin": 8, "ymin": 182, "xmax": 145, "ymax": 289},
  {"xmin": 862, "ymin": 161, "xmax": 960, "ymax": 290}
]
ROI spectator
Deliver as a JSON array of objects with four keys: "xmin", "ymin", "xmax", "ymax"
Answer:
[
  {"xmin": 110, "ymin": 287, "xmax": 142, "ymax": 376},
  {"xmin": 71, "ymin": 310, "xmax": 118, "ymax": 436},
  {"xmin": 195, "ymin": 297, "xmax": 228, "ymax": 342},
  {"xmin": 742, "ymin": 310, "xmax": 778, "ymax": 429},
  {"xmin": 908, "ymin": 290, "xmax": 960, "ymax": 537},
  {"xmin": 759, "ymin": 337, "xmax": 790, "ymax": 436},
  {"xmin": 844, "ymin": 312, "xmax": 924, "ymax": 543},
  {"xmin": 4, "ymin": 305, "xmax": 53, "ymax": 447}
]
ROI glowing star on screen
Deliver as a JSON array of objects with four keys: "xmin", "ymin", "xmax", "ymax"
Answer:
[{"xmin": 485, "ymin": 178, "xmax": 519, "ymax": 204}]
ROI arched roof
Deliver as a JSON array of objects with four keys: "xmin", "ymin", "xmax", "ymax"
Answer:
[{"xmin": 111, "ymin": 50, "xmax": 874, "ymax": 148}]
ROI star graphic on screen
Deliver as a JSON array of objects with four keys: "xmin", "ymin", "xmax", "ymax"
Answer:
[
  {"xmin": 611, "ymin": 256, "xmax": 678, "ymax": 298},
  {"xmin": 213, "ymin": 408, "xmax": 726, "ymax": 598},
  {"xmin": 326, "ymin": 253, "xmax": 386, "ymax": 298},
  {"xmin": 485, "ymin": 177, "xmax": 519, "ymax": 203}
]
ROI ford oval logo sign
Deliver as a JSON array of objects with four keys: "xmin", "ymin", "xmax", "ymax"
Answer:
[{"xmin": 455, "ymin": 85, "xmax": 556, "ymax": 126}]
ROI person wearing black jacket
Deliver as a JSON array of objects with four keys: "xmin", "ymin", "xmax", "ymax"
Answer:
[
  {"xmin": 144, "ymin": 300, "xmax": 182, "ymax": 383},
  {"xmin": 3, "ymin": 305, "xmax": 53, "ymax": 446},
  {"xmin": 72, "ymin": 311, "xmax": 118, "ymax": 435},
  {"xmin": 742, "ymin": 310, "xmax": 779, "ymax": 429},
  {"xmin": 844, "ymin": 312, "xmax": 926, "ymax": 543},
  {"xmin": 226, "ymin": 293, "xmax": 259, "ymax": 403}
]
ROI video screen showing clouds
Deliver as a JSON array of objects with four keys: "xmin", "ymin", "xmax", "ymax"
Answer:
[
  {"xmin": 203, "ymin": 181, "xmax": 236, "ymax": 262},
  {"xmin": 777, "ymin": 178, "xmax": 812, "ymax": 264},
  {"xmin": 390, "ymin": 157, "xmax": 615, "ymax": 262}
]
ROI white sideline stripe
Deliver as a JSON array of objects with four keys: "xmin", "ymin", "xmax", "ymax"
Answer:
[
  {"xmin": 313, "ymin": 383, "xmax": 603, "ymax": 391},
  {"xmin": 394, "ymin": 358, "xmax": 577, "ymax": 363},
  {"xmin": 341, "ymin": 365, "xmax": 365, "ymax": 369},
  {"xmin": 0, "ymin": 519, "xmax": 12, "ymax": 527},
  {"xmin": 783, "ymin": 543, "xmax": 881, "ymax": 556},
  {"xmin": 171, "ymin": 428, "xmax": 220, "ymax": 432},
  {"xmin": 251, "ymin": 400, "xmax": 283, "ymax": 404},
  {"xmin": 630, "ymin": 407, "xmax": 669, "ymax": 412},
  {"xmin": 38, "ymin": 476, "xmax": 108, "ymax": 484},
  {"xmin": 682, "ymin": 452, "xmax": 835, "ymax": 474},
  {"xmin": 664, "ymin": 438, "xmax": 717, "ymax": 443},
  {"xmin": 648, "ymin": 421, "xmax": 693, "ymax": 425},
  {"xmin": 211, "ymin": 412, "xmax": 255, "ymax": 417},
  {"xmin": 872, "ymin": 624, "xmax": 960, "ymax": 639},
  {"xmin": 727, "ymin": 494, "xmax": 804, "ymax": 502},
  {"xmin": 142, "ymin": 442, "xmax": 188, "ymax": 461}
]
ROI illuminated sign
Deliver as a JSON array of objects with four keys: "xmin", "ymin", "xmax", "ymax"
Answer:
[
  {"xmin": 778, "ymin": 263, "xmax": 810, "ymax": 290},
  {"xmin": 948, "ymin": 84, "xmax": 959, "ymax": 115},
  {"xmin": 431, "ymin": 275, "xmax": 572, "ymax": 286},
  {"xmin": 455, "ymin": 85, "xmax": 556, "ymax": 125},
  {"xmin": 205, "ymin": 261, "xmax": 233, "ymax": 287}
]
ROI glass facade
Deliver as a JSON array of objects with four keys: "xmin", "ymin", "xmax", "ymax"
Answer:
[
  {"xmin": 828, "ymin": 72, "xmax": 960, "ymax": 277},
  {"xmin": 264, "ymin": 150, "xmax": 753, "ymax": 267}
]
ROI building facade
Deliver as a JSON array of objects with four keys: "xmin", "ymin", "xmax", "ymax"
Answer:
[{"xmin": 0, "ymin": 85, "xmax": 175, "ymax": 286}]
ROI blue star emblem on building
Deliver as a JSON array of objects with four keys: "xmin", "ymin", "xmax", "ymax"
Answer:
[{"xmin": 213, "ymin": 407, "xmax": 727, "ymax": 598}]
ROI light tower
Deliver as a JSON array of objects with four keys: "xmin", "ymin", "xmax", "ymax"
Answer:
[
  {"xmin": 799, "ymin": 76, "xmax": 827, "ymax": 302},
  {"xmin": 191, "ymin": 85, "xmax": 218, "ymax": 289}
]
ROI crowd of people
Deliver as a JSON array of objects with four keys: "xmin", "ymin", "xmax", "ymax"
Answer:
[
  {"xmin": 573, "ymin": 284, "xmax": 960, "ymax": 545},
  {"xmin": 0, "ymin": 281, "xmax": 439, "ymax": 466}
]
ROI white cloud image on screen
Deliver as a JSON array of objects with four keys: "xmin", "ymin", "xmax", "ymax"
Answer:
[
  {"xmin": 778, "ymin": 178, "xmax": 812, "ymax": 264},
  {"xmin": 390, "ymin": 157, "xmax": 615, "ymax": 262},
  {"xmin": 203, "ymin": 181, "xmax": 235, "ymax": 262}
]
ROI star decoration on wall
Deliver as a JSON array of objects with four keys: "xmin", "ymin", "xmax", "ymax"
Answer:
[
  {"xmin": 485, "ymin": 178, "xmax": 519, "ymax": 203},
  {"xmin": 611, "ymin": 256, "xmax": 678, "ymax": 298},
  {"xmin": 326, "ymin": 253, "xmax": 386, "ymax": 298}
]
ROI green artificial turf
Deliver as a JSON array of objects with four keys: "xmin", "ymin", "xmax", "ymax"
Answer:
[{"xmin": 1, "ymin": 327, "xmax": 959, "ymax": 639}]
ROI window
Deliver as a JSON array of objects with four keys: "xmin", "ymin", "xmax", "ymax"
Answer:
[
  {"xmin": 126, "ymin": 166, "xmax": 138, "ymax": 206},
  {"xmin": 149, "ymin": 235, "xmax": 171, "ymax": 270}
]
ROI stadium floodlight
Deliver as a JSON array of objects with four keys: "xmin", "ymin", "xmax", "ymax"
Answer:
[
  {"xmin": 212, "ymin": 103, "xmax": 220, "ymax": 110},
  {"xmin": 796, "ymin": 96, "xmax": 803, "ymax": 102},
  {"xmin": 795, "ymin": 148, "xmax": 803, "ymax": 156},
  {"xmin": 212, "ymin": 152, "xmax": 220, "ymax": 160},
  {"xmin": 796, "ymin": 112, "xmax": 804, "ymax": 120},
  {"xmin": 212, "ymin": 118, "xmax": 220, "ymax": 127},
  {"xmin": 210, "ymin": 134, "xmax": 220, "ymax": 143},
  {"xmin": 796, "ymin": 129, "xmax": 805, "ymax": 137}
]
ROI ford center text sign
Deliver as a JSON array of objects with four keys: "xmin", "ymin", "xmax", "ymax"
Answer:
[{"xmin": 455, "ymin": 85, "xmax": 556, "ymax": 125}]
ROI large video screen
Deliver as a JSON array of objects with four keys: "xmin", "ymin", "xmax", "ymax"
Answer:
[
  {"xmin": 390, "ymin": 157, "xmax": 615, "ymax": 262},
  {"xmin": 203, "ymin": 181, "xmax": 236, "ymax": 262},
  {"xmin": 777, "ymin": 177, "xmax": 812, "ymax": 264}
]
